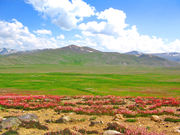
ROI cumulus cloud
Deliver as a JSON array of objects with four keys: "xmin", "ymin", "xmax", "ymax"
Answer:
[
  {"xmin": 97, "ymin": 8, "xmax": 127, "ymax": 33},
  {"xmin": 26, "ymin": 0, "xmax": 95, "ymax": 30},
  {"xmin": 79, "ymin": 8, "xmax": 127, "ymax": 36},
  {"xmin": 56, "ymin": 34, "xmax": 65, "ymax": 40},
  {"xmin": 2, "ymin": 0, "xmax": 180, "ymax": 53},
  {"xmin": 34, "ymin": 29, "xmax": 52, "ymax": 35},
  {"xmin": 168, "ymin": 39, "xmax": 180, "ymax": 52},
  {"xmin": 79, "ymin": 21, "xmax": 107, "ymax": 34},
  {"xmin": 75, "ymin": 34, "xmax": 82, "ymax": 39},
  {"xmin": 0, "ymin": 19, "xmax": 58, "ymax": 50},
  {"xmin": 78, "ymin": 8, "xmax": 180, "ymax": 53}
]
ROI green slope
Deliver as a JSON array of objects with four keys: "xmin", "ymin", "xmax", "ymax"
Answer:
[{"xmin": 0, "ymin": 45, "xmax": 178, "ymax": 66}]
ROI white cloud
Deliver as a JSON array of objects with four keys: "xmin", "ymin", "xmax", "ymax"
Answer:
[
  {"xmin": 168, "ymin": 39, "xmax": 180, "ymax": 52},
  {"xmin": 78, "ymin": 8, "xmax": 128, "ymax": 37},
  {"xmin": 0, "ymin": 19, "xmax": 58, "ymax": 50},
  {"xmin": 2, "ymin": 1, "xmax": 180, "ymax": 53},
  {"xmin": 34, "ymin": 29, "xmax": 52, "ymax": 35},
  {"xmin": 79, "ymin": 21, "xmax": 107, "ymax": 34},
  {"xmin": 78, "ymin": 8, "xmax": 180, "ymax": 53},
  {"xmin": 97, "ymin": 8, "xmax": 127, "ymax": 32},
  {"xmin": 26, "ymin": 0, "xmax": 95, "ymax": 30},
  {"xmin": 56, "ymin": 34, "xmax": 65, "ymax": 40},
  {"xmin": 74, "ymin": 34, "xmax": 82, "ymax": 39}
]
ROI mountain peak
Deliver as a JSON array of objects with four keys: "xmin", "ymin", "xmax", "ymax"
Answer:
[
  {"xmin": 0, "ymin": 48, "xmax": 17, "ymax": 55},
  {"xmin": 60, "ymin": 45, "xmax": 100, "ymax": 53},
  {"xmin": 64, "ymin": 45, "xmax": 80, "ymax": 49},
  {"xmin": 126, "ymin": 51, "xmax": 143, "ymax": 56}
]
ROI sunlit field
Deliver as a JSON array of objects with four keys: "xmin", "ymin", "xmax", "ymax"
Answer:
[{"xmin": 0, "ymin": 65, "xmax": 179, "ymax": 97}]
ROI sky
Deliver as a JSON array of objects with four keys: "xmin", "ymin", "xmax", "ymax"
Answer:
[{"xmin": 0, "ymin": 0, "xmax": 180, "ymax": 53}]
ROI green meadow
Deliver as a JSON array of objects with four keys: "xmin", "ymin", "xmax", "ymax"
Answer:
[{"xmin": 0, "ymin": 65, "xmax": 179, "ymax": 97}]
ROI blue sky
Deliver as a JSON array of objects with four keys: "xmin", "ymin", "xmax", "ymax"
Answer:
[
  {"xmin": 0, "ymin": 0, "xmax": 180, "ymax": 53},
  {"xmin": 87, "ymin": 0, "xmax": 180, "ymax": 41}
]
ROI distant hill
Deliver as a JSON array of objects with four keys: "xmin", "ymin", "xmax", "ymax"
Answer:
[
  {"xmin": 126, "ymin": 51, "xmax": 143, "ymax": 56},
  {"xmin": 0, "ymin": 48, "xmax": 17, "ymax": 55},
  {"xmin": 0, "ymin": 45, "xmax": 178, "ymax": 67},
  {"xmin": 126, "ymin": 51, "xmax": 180, "ymax": 63},
  {"xmin": 152, "ymin": 52, "xmax": 180, "ymax": 63},
  {"xmin": 60, "ymin": 45, "xmax": 100, "ymax": 53}
]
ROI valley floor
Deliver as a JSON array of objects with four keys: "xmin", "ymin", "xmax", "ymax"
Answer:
[{"xmin": 0, "ymin": 66, "xmax": 180, "ymax": 97}]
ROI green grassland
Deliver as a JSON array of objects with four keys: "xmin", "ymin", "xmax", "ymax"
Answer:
[
  {"xmin": 0, "ymin": 65, "xmax": 179, "ymax": 97},
  {"xmin": 0, "ymin": 48, "xmax": 177, "ymax": 67}
]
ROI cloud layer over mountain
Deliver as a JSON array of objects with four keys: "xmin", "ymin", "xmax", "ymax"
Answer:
[{"xmin": 0, "ymin": 0, "xmax": 180, "ymax": 53}]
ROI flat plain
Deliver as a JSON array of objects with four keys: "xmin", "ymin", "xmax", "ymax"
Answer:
[{"xmin": 0, "ymin": 65, "xmax": 179, "ymax": 97}]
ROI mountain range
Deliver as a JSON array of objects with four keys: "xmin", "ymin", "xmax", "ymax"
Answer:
[
  {"xmin": 126, "ymin": 51, "xmax": 180, "ymax": 63},
  {"xmin": 152, "ymin": 52, "xmax": 180, "ymax": 63},
  {"xmin": 0, "ymin": 45, "xmax": 179, "ymax": 67},
  {"xmin": 0, "ymin": 48, "xmax": 17, "ymax": 55}
]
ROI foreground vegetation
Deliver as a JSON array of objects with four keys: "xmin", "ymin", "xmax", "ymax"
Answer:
[
  {"xmin": 0, "ymin": 64, "xmax": 179, "ymax": 134},
  {"xmin": 0, "ymin": 95, "xmax": 179, "ymax": 135}
]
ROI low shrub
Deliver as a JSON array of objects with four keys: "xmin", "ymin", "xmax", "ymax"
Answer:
[
  {"xmin": 164, "ymin": 117, "xmax": 180, "ymax": 122},
  {"xmin": 125, "ymin": 119, "xmax": 137, "ymax": 122}
]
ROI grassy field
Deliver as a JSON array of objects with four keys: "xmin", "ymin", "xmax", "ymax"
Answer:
[
  {"xmin": 0, "ymin": 65, "xmax": 179, "ymax": 97},
  {"xmin": 0, "ymin": 64, "xmax": 180, "ymax": 74}
]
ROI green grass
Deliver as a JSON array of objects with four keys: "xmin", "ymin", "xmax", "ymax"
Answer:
[
  {"xmin": 164, "ymin": 117, "xmax": 180, "ymax": 122},
  {"xmin": 125, "ymin": 119, "xmax": 137, "ymax": 122},
  {"xmin": 0, "ymin": 47, "xmax": 179, "ymax": 97},
  {"xmin": 0, "ymin": 66, "xmax": 179, "ymax": 97},
  {"xmin": 0, "ymin": 105, "xmax": 5, "ymax": 110},
  {"xmin": 0, "ymin": 64, "xmax": 180, "ymax": 74},
  {"xmin": 89, "ymin": 116, "xmax": 97, "ymax": 121},
  {"xmin": 2, "ymin": 130, "xmax": 19, "ymax": 135}
]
